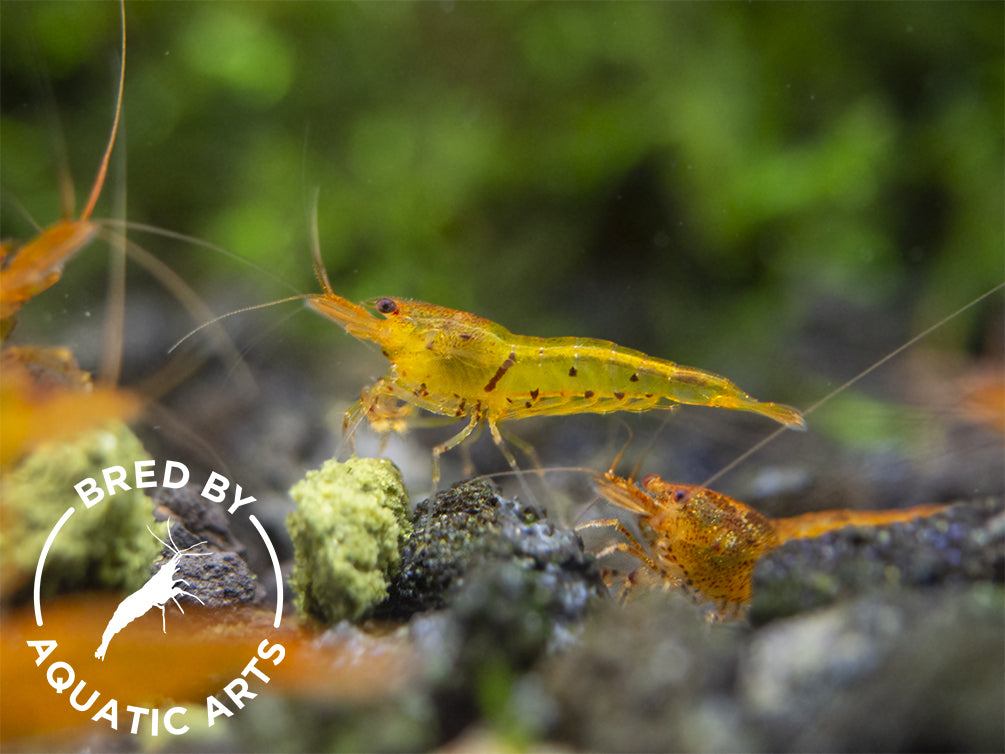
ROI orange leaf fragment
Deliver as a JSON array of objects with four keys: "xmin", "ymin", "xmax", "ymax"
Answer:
[
  {"xmin": 0, "ymin": 347, "xmax": 141, "ymax": 467},
  {"xmin": 1, "ymin": 595, "xmax": 414, "ymax": 745}
]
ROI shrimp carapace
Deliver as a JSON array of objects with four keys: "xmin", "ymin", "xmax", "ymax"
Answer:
[
  {"xmin": 306, "ymin": 270, "xmax": 805, "ymax": 485},
  {"xmin": 586, "ymin": 470, "xmax": 951, "ymax": 619}
]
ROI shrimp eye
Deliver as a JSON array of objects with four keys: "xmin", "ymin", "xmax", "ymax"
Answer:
[
  {"xmin": 376, "ymin": 298, "xmax": 398, "ymax": 315},
  {"xmin": 673, "ymin": 489, "xmax": 688, "ymax": 502}
]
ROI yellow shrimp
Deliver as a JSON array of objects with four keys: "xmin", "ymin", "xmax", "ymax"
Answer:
[{"xmin": 304, "ymin": 248, "xmax": 805, "ymax": 486}]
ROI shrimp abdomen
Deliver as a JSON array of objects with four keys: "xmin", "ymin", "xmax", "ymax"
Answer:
[
  {"xmin": 485, "ymin": 336, "xmax": 805, "ymax": 428},
  {"xmin": 772, "ymin": 503, "xmax": 950, "ymax": 544}
]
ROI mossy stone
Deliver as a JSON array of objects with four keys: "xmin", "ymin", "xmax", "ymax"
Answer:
[
  {"xmin": 1, "ymin": 422, "xmax": 160, "ymax": 598},
  {"xmin": 287, "ymin": 456, "xmax": 411, "ymax": 624}
]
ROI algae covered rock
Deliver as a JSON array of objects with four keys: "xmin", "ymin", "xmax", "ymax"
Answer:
[
  {"xmin": 0, "ymin": 422, "xmax": 161, "ymax": 598},
  {"xmin": 380, "ymin": 478, "xmax": 603, "ymax": 693},
  {"xmin": 151, "ymin": 486, "xmax": 264, "ymax": 608},
  {"xmin": 287, "ymin": 456, "xmax": 411, "ymax": 623},
  {"xmin": 381, "ymin": 479, "xmax": 602, "ymax": 623},
  {"xmin": 377, "ymin": 479, "xmax": 604, "ymax": 743}
]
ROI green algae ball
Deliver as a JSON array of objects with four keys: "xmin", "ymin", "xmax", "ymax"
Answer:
[
  {"xmin": 1, "ymin": 422, "xmax": 161, "ymax": 597},
  {"xmin": 287, "ymin": 456, "xmax": 411, "ymax": 624}
]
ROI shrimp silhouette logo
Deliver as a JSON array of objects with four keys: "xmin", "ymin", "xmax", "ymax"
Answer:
[
  {"xmin": 94, "ymin": 522, "xmax": 207, "ymax": 661},
  {"xmin": 27, "ymin": 459, "xmax": 288, "ymax": 738}
]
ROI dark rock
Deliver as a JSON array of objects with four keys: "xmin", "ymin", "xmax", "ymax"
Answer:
[
  {"xmin": 376, "ymin": 479, "xmax": 606, "ymax": 746},
  {"xmin": 152, "ymin": 483, "xmax": 246, "ymax": 555},
  {"xmin": 742, "ymin": 587, "xmax": 1005, "ymax": 752},
  {"xmin": 543, "ymin": 585, "xmax": 1004, "ymax": 752},
  {"xmin": 148, "ymin": 486, "xmax": 265, "ymax": 607},
  {"xmin": 378, "ymin": 479, "xmax": 603, "ymax": 623}
]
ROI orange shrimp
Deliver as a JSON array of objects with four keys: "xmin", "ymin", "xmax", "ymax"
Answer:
[
  {"xmin": 2, "ymin": 0, "xmax": 256, "ymax": 401},
  {"xmin": 572, "ymin": 285, "xmax": 1005, "ymax": 620},
  {"xmin": 0, "ymin": 0, "xmax": 147, "ymax": 466},
  {"xmin": 0, "ymin": 0, "xmax": 126, "ymax": 331},
  {"xmin": 301, "ymin": 240, "xmax": 804, "ymax": 486},
  {"xmin": 581, "ymin": 469, "xmax": 951, "ymax": 620},
  {"xmin": 0, "ymin": 2, "xmax": 259, "ymax": 465}
]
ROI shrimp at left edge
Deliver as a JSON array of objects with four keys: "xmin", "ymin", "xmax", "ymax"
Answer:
[{"xmin": 0, "ymin": 0, "xmax": 126, "ymax": 330}]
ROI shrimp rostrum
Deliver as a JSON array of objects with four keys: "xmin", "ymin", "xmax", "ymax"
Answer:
[{"xmin": 306, "ymin": 254, "xmax": 805, "ymax": 486}]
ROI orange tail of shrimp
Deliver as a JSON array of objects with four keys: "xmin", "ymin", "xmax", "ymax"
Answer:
[
  {"xmin": 707, "ymin": 391, "xmax": 805, "ymax": 430},
  {"xmin": 647, "ymin": 362, "xmax": 806, "ymax": 429},
  {"xmin": 770, "ymin": 502, "xmax": 950, "ymax": 544},
  {"xmin": 637, "ymin": 476, "xmax": 950, "ymax": 548},
  {"xmin": 588, "ymin": 473, "xmax": 952, "ymax": 613}
]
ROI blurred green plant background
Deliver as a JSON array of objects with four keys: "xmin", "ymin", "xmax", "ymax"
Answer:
[
  {"xmin": 2, "ymin": 0, "xmax": 1002, "ymax": 414},
  {"xmin": 1, "ymin": 11, "xmax": 1001, "ymax": 750}
]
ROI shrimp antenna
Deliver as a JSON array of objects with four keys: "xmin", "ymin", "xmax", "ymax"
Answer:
[
  {"xmin": 701, "ymin": 281, "xmax": 1005, "ymax": 489},
  {"xmin": 146, "ymin": 520, "xmax": 208, "ymax": 555},
  {"xmin": 100, "ymin": 219, "xmax": 302, "ymax": 295},
  {"xmin": 169, "ymin": 188, "xmax": 335, "ymax": 359},
  {"xmin": 473, "ymin": 465, "xmax": 596, "ymax": 483},
  {"xmin": 169, "ymin": 293, "xmax": 314, "ymax": 353},
  {"xmin": 603, "ymin": 424, "xmax": 634, "ymax": 479},
  {"xmin": 80, "ymin": 0, "xmax": 126, "ymax": 222},
  {"xmin": 628, "ymin": 408, "xmax": 676, "ymax": 483},
  {"xmin": 309, "ymin": 186, "xmax": 335, "ymax": 296},
  {"xmin": 470, "ymin": 463, "xmax": 602, "ymax": 527}
]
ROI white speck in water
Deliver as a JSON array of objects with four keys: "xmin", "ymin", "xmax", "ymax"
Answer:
[{"xmin": 96, "ymin": 431, "xmax": 119, "ymax": 454}]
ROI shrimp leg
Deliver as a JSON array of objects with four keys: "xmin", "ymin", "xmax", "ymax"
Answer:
[{"xmin": 431, "ymin": 414, "xmax": 481, "ymax": 488}]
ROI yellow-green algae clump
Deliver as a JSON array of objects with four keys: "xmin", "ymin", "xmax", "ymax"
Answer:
[
  {"xmin": 287, "ymin": 456, "xmax": 411, "ymax": 624},
  {"xmin": 1, "ymin": 422, "xmax": 161, "ymax": 597}
]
